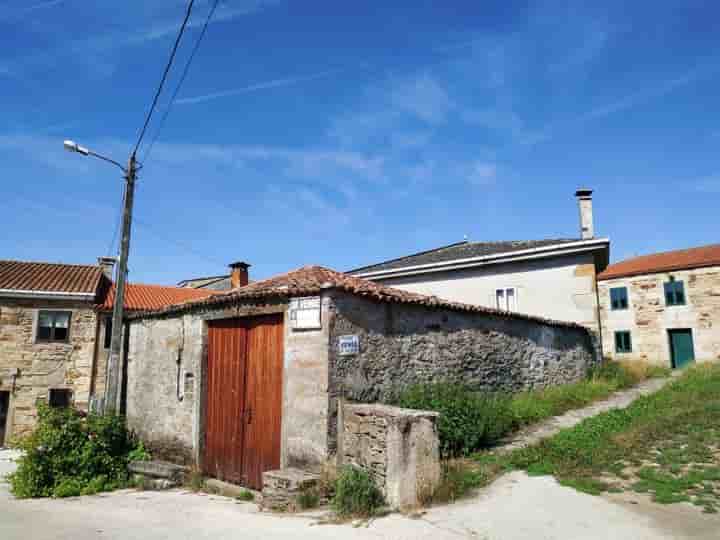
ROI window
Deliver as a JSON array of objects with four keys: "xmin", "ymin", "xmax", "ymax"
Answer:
[
  {"xmin": 664, "ymin": 279, "xmax": 686, "ymax": 306},
  {"xmin": 615, "ymin": 331, "xmax": 632, "ymax": 353},
  {"xmin": 103, "ymin": 316, "xmax": 113, "ymax": 349},
  {"xmin": 36, "ymin": 311, "xmax": 71, "ymax": 342},
  {"xmin": 495, "ymin": 288, "xmax": 517, "ymax": 311},
  {"xmin": 610, "ymin": 287, "xmax": 628, "ymax": 310},
  {"xmin": 49, "ymin": 389, "xmax": 72, "ymax": 408}
]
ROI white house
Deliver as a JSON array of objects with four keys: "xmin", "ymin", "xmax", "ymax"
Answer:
[{"xmin": 349, "ymin": 190, "xmax": 610, "ymax": 333}]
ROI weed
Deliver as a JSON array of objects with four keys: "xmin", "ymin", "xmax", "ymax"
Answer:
[
  {"xmin": 394, "ymin": 361, "xmax": 663, "ymax": 458},
  {"xmin": 236, "ymin": 489, "xmax": 254, "ymax": 502},
  {"xmin": 297, "ymin": 488, "xmax": 320, "ymax": 509},
  {"xmin": 186, "ymin": 468, "xmax": 205, "ymax": 492},
  {"xmin": 331, "ymin": 466, "xmax": 384, "ymax": 518}
]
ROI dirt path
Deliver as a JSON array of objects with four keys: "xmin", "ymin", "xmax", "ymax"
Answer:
[{"xmin": 498, "ymin": 376, "xmax": 673, "ymax": 452}]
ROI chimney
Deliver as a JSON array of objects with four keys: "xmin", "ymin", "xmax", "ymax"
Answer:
[
  {"xmin": 229, "ymin": 261, "xmax": 250, "ymax": 289},
  {"xmin": 97, "ymin": 256, "xmax": 116, "ymax": 280},
  {"xmin": 575, "ymin": 188, "xmax": 594, "ymax": 239}
]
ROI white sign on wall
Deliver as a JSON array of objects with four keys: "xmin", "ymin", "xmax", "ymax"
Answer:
[
  {"xmin": 290, "ymin": 296, "xmax": 321, "ymax": 330},
  {"xmin": 338, "ymin": 335, "xmax": 360, "ymax": 356}
]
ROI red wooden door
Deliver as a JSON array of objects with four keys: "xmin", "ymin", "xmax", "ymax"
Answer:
[
  {"xmin": 241, "ymin": 314, "xmax": 284, "ymax": 488},
  {"xmin": 205, "ymin": 319, "xmax": 248, "ymax": 484},
  {"xmin": 204, "ymin": 315, "xmax": 284, "ymax": 489}
]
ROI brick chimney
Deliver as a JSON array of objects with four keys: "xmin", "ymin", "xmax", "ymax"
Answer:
[
  {"xmin": 575, "ymin": 188, "xmax": 594, "ymax": 239},
  {"xmin": 228, "ymin": 261, "xmax": 250, "ymax": 289},
  {"xmin": 97, "ymin": 256, "xmax": 116, "ymax": 280}
]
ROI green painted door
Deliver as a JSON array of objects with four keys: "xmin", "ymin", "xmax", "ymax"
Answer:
[{"xmin": 669, "ymin": 329, "xmax": 695, "ymax": 369}]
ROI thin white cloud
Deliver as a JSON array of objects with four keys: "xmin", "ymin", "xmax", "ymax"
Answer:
[
  {"xmin": 466, "ymin": 161, "xmax": 498, "ymax": 186},
  {"xmin": 523, "ymin": 63, "xmax": 719, "ymax": 146},
  {"xmin": 176, "ymin": 68, "xmax": 342, "ymax": 105},
  {"xmin": 391, "ymin": 72, "xmax": 453, "ymax": 124},
  {"xmin": 0, "ymin": 0, "xmax": 68, "ymax": 22},
  {"xmin": 3, "ymin": 1, "xmax": 278, "ymax": 76}
]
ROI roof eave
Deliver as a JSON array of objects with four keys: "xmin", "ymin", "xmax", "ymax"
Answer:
[
  {"xmin": 0, "ymin": 289, "xmax": 97, "ymax": 301},
  {"xmin": 598, "ymin": 260, "xmax": 720, "ymax": 281},
  {"xmin": 354, "ymin": 238, "xmax": 610, "ymax": 280}
]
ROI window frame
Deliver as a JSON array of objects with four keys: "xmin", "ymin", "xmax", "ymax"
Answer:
[
  {"xmin": 48, "ymin": 388, "xmax": 72, "ymax": 408},
  {"xmin": 495, "ymin": 287, "xmax": 517, "ymax": 311},
  {"xmin": 35, "ymin": 310, "xmax": 72, "ymax": 343},
  {"xmin": 103, "ymin": 315, "xmax": 113, "ymax": 349},
  {"xmin": 609, "ymin": 286, "xmax": 629, "ymax": 310},
  {"xmin": 664, "ymin": 279, "xmax": 686, "ymax": 306},
  {"xmin": 614, "ymin": 331, "xmax": 633, "ymax": 354}
]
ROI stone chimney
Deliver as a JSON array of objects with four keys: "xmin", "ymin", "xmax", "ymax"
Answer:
[
  {"xmin": 97, "ymin": 256, "xmax": 116, "ymax": 280},
  {"xmin": 229, "ymin": 261, "xmax": 250, "ymax": 289},
  {"xmin": 575, "ymin": 188, "xmax": 594, "ymax": 239}
]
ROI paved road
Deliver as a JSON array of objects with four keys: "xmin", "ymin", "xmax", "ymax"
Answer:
[{"xmin": 3, "ymin": 449, "xmax": 715, "ymax": 540}]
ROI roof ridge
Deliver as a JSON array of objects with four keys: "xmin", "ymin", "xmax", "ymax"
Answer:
[
  {"xmin": 608, "ymin": 243, "xmax": 720, "ymax": 263},
  {"xmin": 349, "ymin": 240, "xmax": 469, "ymax": 273},
  {"xmin": 0, "ymin": 259, "xmax": 101, "ymax": 269}
]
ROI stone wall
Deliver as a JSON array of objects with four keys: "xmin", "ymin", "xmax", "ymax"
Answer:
[
  {"xmin": 338, "ymin": 403, "xmax": 440, "ymax": 510},
  {"xmin": 599, "ymin": 266, "xmax": 720, "ymax": 365},
  {"xmin": 0, "ymin": 298, "xmax": 100, "ymax": 441},
  {"xmin": 125, "ymin": 313, "xmax": 204, "ymax": 465},
  {"xmin": 124, "ymin": 299, "xmax": 331, "ymax": 470}
]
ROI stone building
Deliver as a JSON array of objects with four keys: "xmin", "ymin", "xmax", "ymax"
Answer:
[
  {"xmin": 598, "ymin": 244, "xmax": 720, "ymax": 368},
  {"xmin": 349, "ymin": 190, "xmax": 609, "ymax": 333},
  {"xmin": 0, "ymin": 258, "xmax": 216, "ymax": 445},
  {"xmin": 123, "ymin": 265, "xmax": 597, "ymax": 490}
]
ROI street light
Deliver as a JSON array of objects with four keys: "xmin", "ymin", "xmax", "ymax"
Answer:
[
  {"xmin": 63, "ymin": 139, "xmax": 138, "ymax": 415},
  {"xmin": 63, "ymin": 140, "xmax": 90, "ymax": 156}
]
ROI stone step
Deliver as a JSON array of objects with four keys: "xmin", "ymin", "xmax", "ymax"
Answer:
[
  {"xmin": 128, "ymin": 460, "xmax": 188, "ymax": 489},
  {"xmin": 261, "ymin": 468, "xmax": 323, "ymax": 511}
]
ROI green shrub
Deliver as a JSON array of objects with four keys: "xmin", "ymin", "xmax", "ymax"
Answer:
[
  {"xmin": 296, "ymin": 488, "xmax": 319, "ymax": 510},
  {"xmin": 331, "ymin": 466, "xmax": 384, "ymax": 518},
  {"xmin": 236, "ymin": 489, "xmax": 255, "ymax": 502},
  {"xmin": 8, "ymin": 403, "xmax": 147, "ymax": 498},
  {"xmin": 396, "ymin": 383, "xmax": 515, "ymax": 457}
]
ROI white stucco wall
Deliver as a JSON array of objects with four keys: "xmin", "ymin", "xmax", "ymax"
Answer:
[{"xmin": 374, "ymin": 253, "xmax": 600, "ymax": 331}]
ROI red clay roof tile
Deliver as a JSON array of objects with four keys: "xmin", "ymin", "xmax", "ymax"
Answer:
[
  {"xmin": 100, "ymin": 283, "xmax": 218, "ymax": 312},
  {"xmin": 598, "ymin": 244, "xmax": 720, "ymax": 281},
  {"xmin": 0, "ymin": 260, "xmax": 104, "ymax": 295}
]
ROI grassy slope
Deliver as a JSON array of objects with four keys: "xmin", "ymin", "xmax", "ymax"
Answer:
[{"xmin": 505, "ymin": 364, "xmax": 720, "ymax": 513}]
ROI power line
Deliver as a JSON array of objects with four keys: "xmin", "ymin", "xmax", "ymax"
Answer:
[
  {"xmin": 133, "ymin": 0, "xmax": 196, "ymax": 157},
  {"xmin": 143, "ymin": 0, "xmax": 221, "ymax": 164},
  {"xmin": 106, "ymin": 182, "xmax": 126, "ymax": 257},
  {"xmin": 133, "ymin": 216, "xmax": 227, "ymax": 268}
]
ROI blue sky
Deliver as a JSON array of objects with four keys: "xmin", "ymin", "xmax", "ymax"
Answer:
[{"xmin": 1, "ymin": 0, "xmax": 718, "ymax": 285}]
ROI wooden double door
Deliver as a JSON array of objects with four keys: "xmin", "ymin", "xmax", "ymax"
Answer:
[{"xmin": 203, "ymin": 315, "xmax": 284, "ymax": 489}]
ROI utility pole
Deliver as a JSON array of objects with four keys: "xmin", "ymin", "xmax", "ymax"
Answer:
[{"xmin": 105, "ymin": 152, "xmax": 137, "ymax": 414}]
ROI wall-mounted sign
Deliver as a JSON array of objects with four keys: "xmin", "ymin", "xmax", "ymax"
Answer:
[
  {"xmin": 290, "ymin": 296, "xmax": 321, "ymax": 330},
  {"xmin": 338, "ymin": 335, "xmax": 360, "ymax": 356}
]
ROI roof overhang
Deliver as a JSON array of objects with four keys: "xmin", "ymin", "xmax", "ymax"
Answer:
[
  {"xmin": 0, "ymin": 289, "xmax": 96, "ymax": 301},
  {"xmin": 353, "ymin": 238, "xmax": 610, "ymax": 281}
]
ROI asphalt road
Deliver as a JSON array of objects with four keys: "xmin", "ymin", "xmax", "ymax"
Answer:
[{"xmin": 1, "ymin": 449, "xmax": 715, "ymax": 540}]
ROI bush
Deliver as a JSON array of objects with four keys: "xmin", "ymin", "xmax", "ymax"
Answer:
[
  {"xmin": 296, "ymin": 488, "xmax": 319, "ymax": 510},
  {"xmin": 8, "ymin": 404, "xmax": 147, "ymax": 498},
  {"xmin": 396, "ymin": 383, "xmax": 515, "ymax": 457},
  {"xmin": 394, "ymin": 363, "xmax": 667, "ymax": 459},
  {"xmin": 331, "ymin": 466, "xmax": 384, "ymax": 518}
]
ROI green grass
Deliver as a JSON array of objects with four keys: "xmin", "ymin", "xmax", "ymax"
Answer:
[
  {"xmin": 502, "ymin": 364, "xmax": 720, "ymax": 512},
  {"xmin": 394, "ymin": 360, "xmax": 668, "ymax": 459}
]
